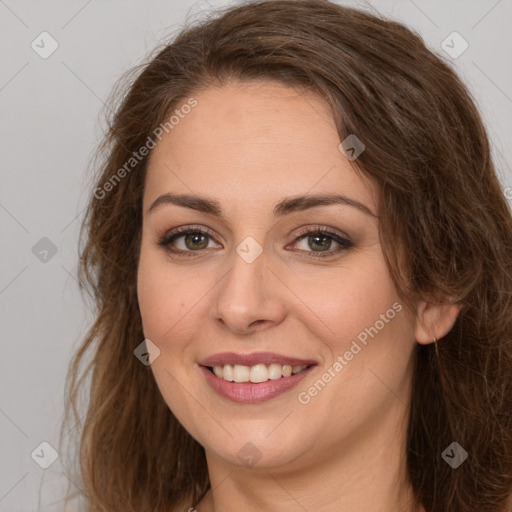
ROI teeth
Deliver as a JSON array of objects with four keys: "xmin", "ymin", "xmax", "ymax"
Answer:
[
  {"xmin": 211, "ymin": 363, "xmax": 308, "ymax": 383},
  {"xmin": 233, "ymin": 365, "xmax": 250, "ymax": 383},
  {"xmin": 249, "ymin": 364, "xmax": 268, "ymax": 383},
  {"xmin": 214, "ymin": 365, "xmax": 226, "ymax": 378}
]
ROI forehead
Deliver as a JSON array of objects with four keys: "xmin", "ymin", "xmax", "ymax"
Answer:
[{"xmin": 144, "ymin": 80, "xmax": 377, "ymax": 216}]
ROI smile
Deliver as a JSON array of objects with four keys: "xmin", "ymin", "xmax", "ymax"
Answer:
[
  {"xmin": 208, "ymin": 363, "xmax": 310, "ymax": 383},
  {"xmin": 198, "ymin": 352, "xmax": 318, "ymax": 403}
]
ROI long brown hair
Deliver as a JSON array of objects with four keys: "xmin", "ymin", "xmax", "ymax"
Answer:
[{"xmin": 61, "ymin": 1, "xmax": 512, "ymax": 510}]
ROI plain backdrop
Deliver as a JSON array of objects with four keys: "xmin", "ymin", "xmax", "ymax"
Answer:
[{"xmin": 1, "ymin": 0, "xmax": 511, "ymax": 510}]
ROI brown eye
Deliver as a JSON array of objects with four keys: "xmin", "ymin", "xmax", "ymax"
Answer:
[
  {"xmin": 158, "ymin": 226, "xmax": 221, "ymax": 256},
  {"xmin": 290, "ymin": 227, "xmax": 354, "ymax": 258},
  {"xmin": 181, "ymin": 232, "xmax": 209, "ymax": 250}
]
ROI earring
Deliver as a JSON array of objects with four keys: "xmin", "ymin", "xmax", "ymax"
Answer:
[{"xmin": 433, "ymin": 335, "xmax": 440, "ymax": 359}]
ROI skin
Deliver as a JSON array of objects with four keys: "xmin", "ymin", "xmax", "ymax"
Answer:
[{"xmin": 136, "ymin": 81, "xmax": 460, "ymax": 512}]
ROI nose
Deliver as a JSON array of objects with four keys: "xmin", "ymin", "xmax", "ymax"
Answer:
[{"xmin": 211, "ymin": 245, "xmax": 287, "ymax": 334}]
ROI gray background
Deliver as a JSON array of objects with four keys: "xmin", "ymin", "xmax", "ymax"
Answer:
[{"xmin": 1, "ymin": 0, "xmax": 511, "ymax": 510}]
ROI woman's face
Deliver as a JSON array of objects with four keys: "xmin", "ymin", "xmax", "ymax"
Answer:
[{"xmin": 137, "ymin": 81, "xmax": 419, "ymax": 470}]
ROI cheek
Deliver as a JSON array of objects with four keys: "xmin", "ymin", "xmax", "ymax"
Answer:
[
  {"xmin": 136, "ymin": 243, "xmax": 214, "ymax": 360},
  {"xmin": 294, "ymin": 256, "xmax": 404, "ymax": 351},
  {"xmin": 137, "ymin": 246, "xmax": 186, "ymax": 341}
]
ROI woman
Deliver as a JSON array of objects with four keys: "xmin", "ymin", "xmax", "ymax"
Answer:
[{"xmin": 62, "ymin": 1, "xmax": 512, "ymax": 511}]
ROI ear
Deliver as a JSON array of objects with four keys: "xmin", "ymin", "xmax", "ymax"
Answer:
[{"xmin": 414, "ymin": 300, "xmax": 462, "ymax": 345}]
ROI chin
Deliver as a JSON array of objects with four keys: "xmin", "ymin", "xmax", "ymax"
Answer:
[{"xmin": 197, "ymin": 421, "xmax": 313, "ymax": 470}]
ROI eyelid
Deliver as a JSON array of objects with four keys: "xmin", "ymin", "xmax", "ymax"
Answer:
[
  {"xmin": 160, "ymin": 224, "xmax": 217, "ymax": 241},
  {"xmin": 292, "ymin": 224, "xmax": 351, "ymax": 242}
]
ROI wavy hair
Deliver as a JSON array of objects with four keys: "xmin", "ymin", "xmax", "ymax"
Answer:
[{"xmin": 61, "ymin": 1, "xmax": 512, "ymax": 511}]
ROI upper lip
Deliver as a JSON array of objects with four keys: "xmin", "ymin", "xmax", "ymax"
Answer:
[{"xmin": 199, "ymin": 352, "xmax": 317, "ymax": 368}]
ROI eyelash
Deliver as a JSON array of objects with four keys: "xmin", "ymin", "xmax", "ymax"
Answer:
[{"xmin": 157, "ymin": 224, "xmax": 354, "ymax": 259}]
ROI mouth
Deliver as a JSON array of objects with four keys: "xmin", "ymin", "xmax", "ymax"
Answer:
[
  {"xmin": 199, "ymin": 363, "xmax": 317, "ymax": 404},
  {"xmin": 203, "ymin": 363, "xmax": 314, "ymax": 383},
  {"xmin": 198, "ymin": 352, "xmax": 318, "ymax": 403}
]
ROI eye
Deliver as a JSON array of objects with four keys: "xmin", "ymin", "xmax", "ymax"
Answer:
[
  {"xmin": 157, "ymin": 226, "xmax": 221, "ymax": 256},
  {"xmin": 288, "ymin": 226, "xmax": 354, "ymax": 258},
  {"xmin": 157, "ymin": 225, "xmax": 354, "ymax": 259}
]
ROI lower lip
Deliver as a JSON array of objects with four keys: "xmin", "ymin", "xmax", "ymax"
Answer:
[{"xmin": 200, "ymin": 365, "xmax": 316, "ymax": 403}]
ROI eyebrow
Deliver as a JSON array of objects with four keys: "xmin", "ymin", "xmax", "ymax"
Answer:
[{"xmin": 147, "ymin": 193, "xmax": 377, "ymax": 218}]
